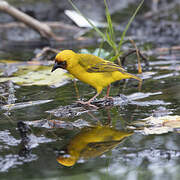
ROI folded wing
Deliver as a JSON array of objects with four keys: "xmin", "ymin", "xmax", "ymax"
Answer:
[{"xmin": 78, "ymin": 54, "xmax": 126, "ymax": 73}]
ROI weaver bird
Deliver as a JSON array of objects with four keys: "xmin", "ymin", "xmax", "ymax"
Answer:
[
  {"xmin": 51, "ymin": 50, "xmax": 141, "ymax": 108},
  {"xmin": 57, "ymin": 125, "xmax": 133, "ymax": 167}
]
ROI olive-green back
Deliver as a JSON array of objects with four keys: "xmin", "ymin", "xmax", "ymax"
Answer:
[{"xmin": 78, "ymin": 54, "xmax": 126, "ymax": 73}]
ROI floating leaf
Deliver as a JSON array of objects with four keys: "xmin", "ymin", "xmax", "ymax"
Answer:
[
  {"xmin": 129, "ymin": 115, "xmax": 180, "ymax": 135},
  {"xmin": 143, "ymin": 115, "xmax": 180, "ymax": 126},
  {"xmin": 0, "ymin": 60, "xmax": 70, "ymax": 87}
]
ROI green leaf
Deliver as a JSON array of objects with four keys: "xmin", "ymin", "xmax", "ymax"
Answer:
[{"xmin": 108, "ymin": 52, "xmax": 123, "ymax": 62}]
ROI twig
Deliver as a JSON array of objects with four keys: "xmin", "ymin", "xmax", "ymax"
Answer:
[
  {"xmin": 121, "ymin": 49, "xmax": 136, "ymax": 66},
  {"xmin": 120, "ymin": 49, "xmax": 149, "ymax": 68},
  {"xmin": 0, "ymin": 1, "xmax": 63, "ymax": 41},
  {"xmin": 129, "ymin": 39, "xmax": 142, "ymax": 74}
]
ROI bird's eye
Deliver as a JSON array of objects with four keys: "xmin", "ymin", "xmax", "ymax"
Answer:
[{"xmin": 59, "ymin": 61, "xmax": 67, "ymax": 66}]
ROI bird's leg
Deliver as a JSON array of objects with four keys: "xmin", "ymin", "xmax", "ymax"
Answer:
[
  {"xmin": 106, "ymin": 85, "xmax": 111, "ymax": 98},
  {"xmin": 103, "ymin": 85, "xmax": 113, "ymax": 100},
  {"xmin": 88, "ymin": 92, "xmax": 100, "ymax": 103},
  {"xmin": 77, "ymin": 92, "xmax": 100, "ymax": 109}
]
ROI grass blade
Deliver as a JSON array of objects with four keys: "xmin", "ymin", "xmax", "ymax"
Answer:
[
  {"xmin": 104, "ymin": 0, "xmax": 115, "ymax": 43},
  {"xmin": 118, "ymin": 0, "xmax": 144, "ymax": 51},
  {"xmin": 98, "ymin": 40, "xmax": 104, "ymax": 56}
]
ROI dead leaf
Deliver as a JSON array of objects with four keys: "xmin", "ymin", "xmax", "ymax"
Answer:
[{"xmin": 128, "ymin": 115, "xmax": 180, "ymax": 135}]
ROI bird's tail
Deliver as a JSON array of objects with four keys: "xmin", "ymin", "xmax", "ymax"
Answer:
[{"xmin": 126, "ymin": 72, "xmax": 142, "ymax": 81}]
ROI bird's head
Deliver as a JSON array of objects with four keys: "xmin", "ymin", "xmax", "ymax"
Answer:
[
  {"xmin": 51, "ymin": 50, "xmax": 77, "ymax": 72},
  {"xmin": 57, "ymin": 155, "xmax": 76, "ymax": 167}
]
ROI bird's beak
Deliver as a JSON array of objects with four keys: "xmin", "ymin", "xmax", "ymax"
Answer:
[
  {"xmin": 51, "ymin": 61, "xmax": 60, "ymax": 72},
  {"xmin": 51, "ymin": 61, "xmax": 67, "ymax": 72}
]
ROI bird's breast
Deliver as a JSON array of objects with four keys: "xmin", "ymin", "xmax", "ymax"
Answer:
[{"xmin": 68, "ymin": 66, "xmax": 112, "ymax": 92}]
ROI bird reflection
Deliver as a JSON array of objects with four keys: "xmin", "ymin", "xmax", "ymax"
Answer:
[{"xmin": 57, "ymin": 125, "xmax": 133, "ymax": 167}]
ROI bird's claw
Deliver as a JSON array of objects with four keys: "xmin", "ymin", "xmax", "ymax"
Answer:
[
  {"xmin": 102, "ymin": 96, "xmax": 114, "ymax": 102},
  {"xmin": 76, "ymin": 100, "xmax": 98, "ymax": 109}
]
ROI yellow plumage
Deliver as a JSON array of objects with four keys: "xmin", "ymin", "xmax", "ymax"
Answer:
[
  {"xmin": 52, "ymin": 50, "xmax": 141, "ymax": 107},
  {"xmin": 57, "ymin": 125, "xmax": 133, "ymax": 166}
]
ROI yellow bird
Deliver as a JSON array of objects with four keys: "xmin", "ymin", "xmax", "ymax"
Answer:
[
  {"xmin": 57, "ymin": 125, "xmax": 133, "ymax": 167},
  {"xmin": 51, "ymin": 50, "xmax": 141, "ymax": 108}
]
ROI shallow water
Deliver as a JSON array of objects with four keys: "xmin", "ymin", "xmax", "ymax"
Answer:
[
  {"xmin": 0, "ymin": 47, "xmax": 180, "ymax": 180},
  {"xmin": 1, "ymin": 1, "xmax": 180, "ymax": 178}
]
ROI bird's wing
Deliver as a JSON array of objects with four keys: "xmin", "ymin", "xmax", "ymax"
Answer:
[{"xmin": 78, "ymin": 54, "xmax": 126, "ymax": 73}]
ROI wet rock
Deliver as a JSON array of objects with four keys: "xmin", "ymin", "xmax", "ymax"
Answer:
[
  {"xmin": 17, "ymin": 121, "xmax": 31, "ymax": 145},
  {"xmin": 17, "ymin": 120, "xmax": 55, "ymax": 157}
]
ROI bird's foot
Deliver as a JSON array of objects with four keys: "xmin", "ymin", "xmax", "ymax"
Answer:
[
  {"xmin": 102, "ymin": 96, "xmax": 114, "ymax": 101},
  {"xmin": 101, "ymin": 96, "xmax": 114, "ymax": 106},
  {"xmin": 76, "ymin": 100, "xmax": 98, "ymax": 109}
]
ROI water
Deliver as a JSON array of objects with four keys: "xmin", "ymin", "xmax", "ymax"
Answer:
[
  {"xmin": 1, "ymin": 1, "xmax": 180, "ymax": 178},
  {"xmin": 0, "ymin": 48, "xmax": 180, "ymax": 180}
]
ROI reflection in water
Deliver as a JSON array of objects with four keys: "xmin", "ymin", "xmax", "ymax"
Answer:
[{"xmin": 57, "ymin": 125, "xmax": 133, "ymax": 167}]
